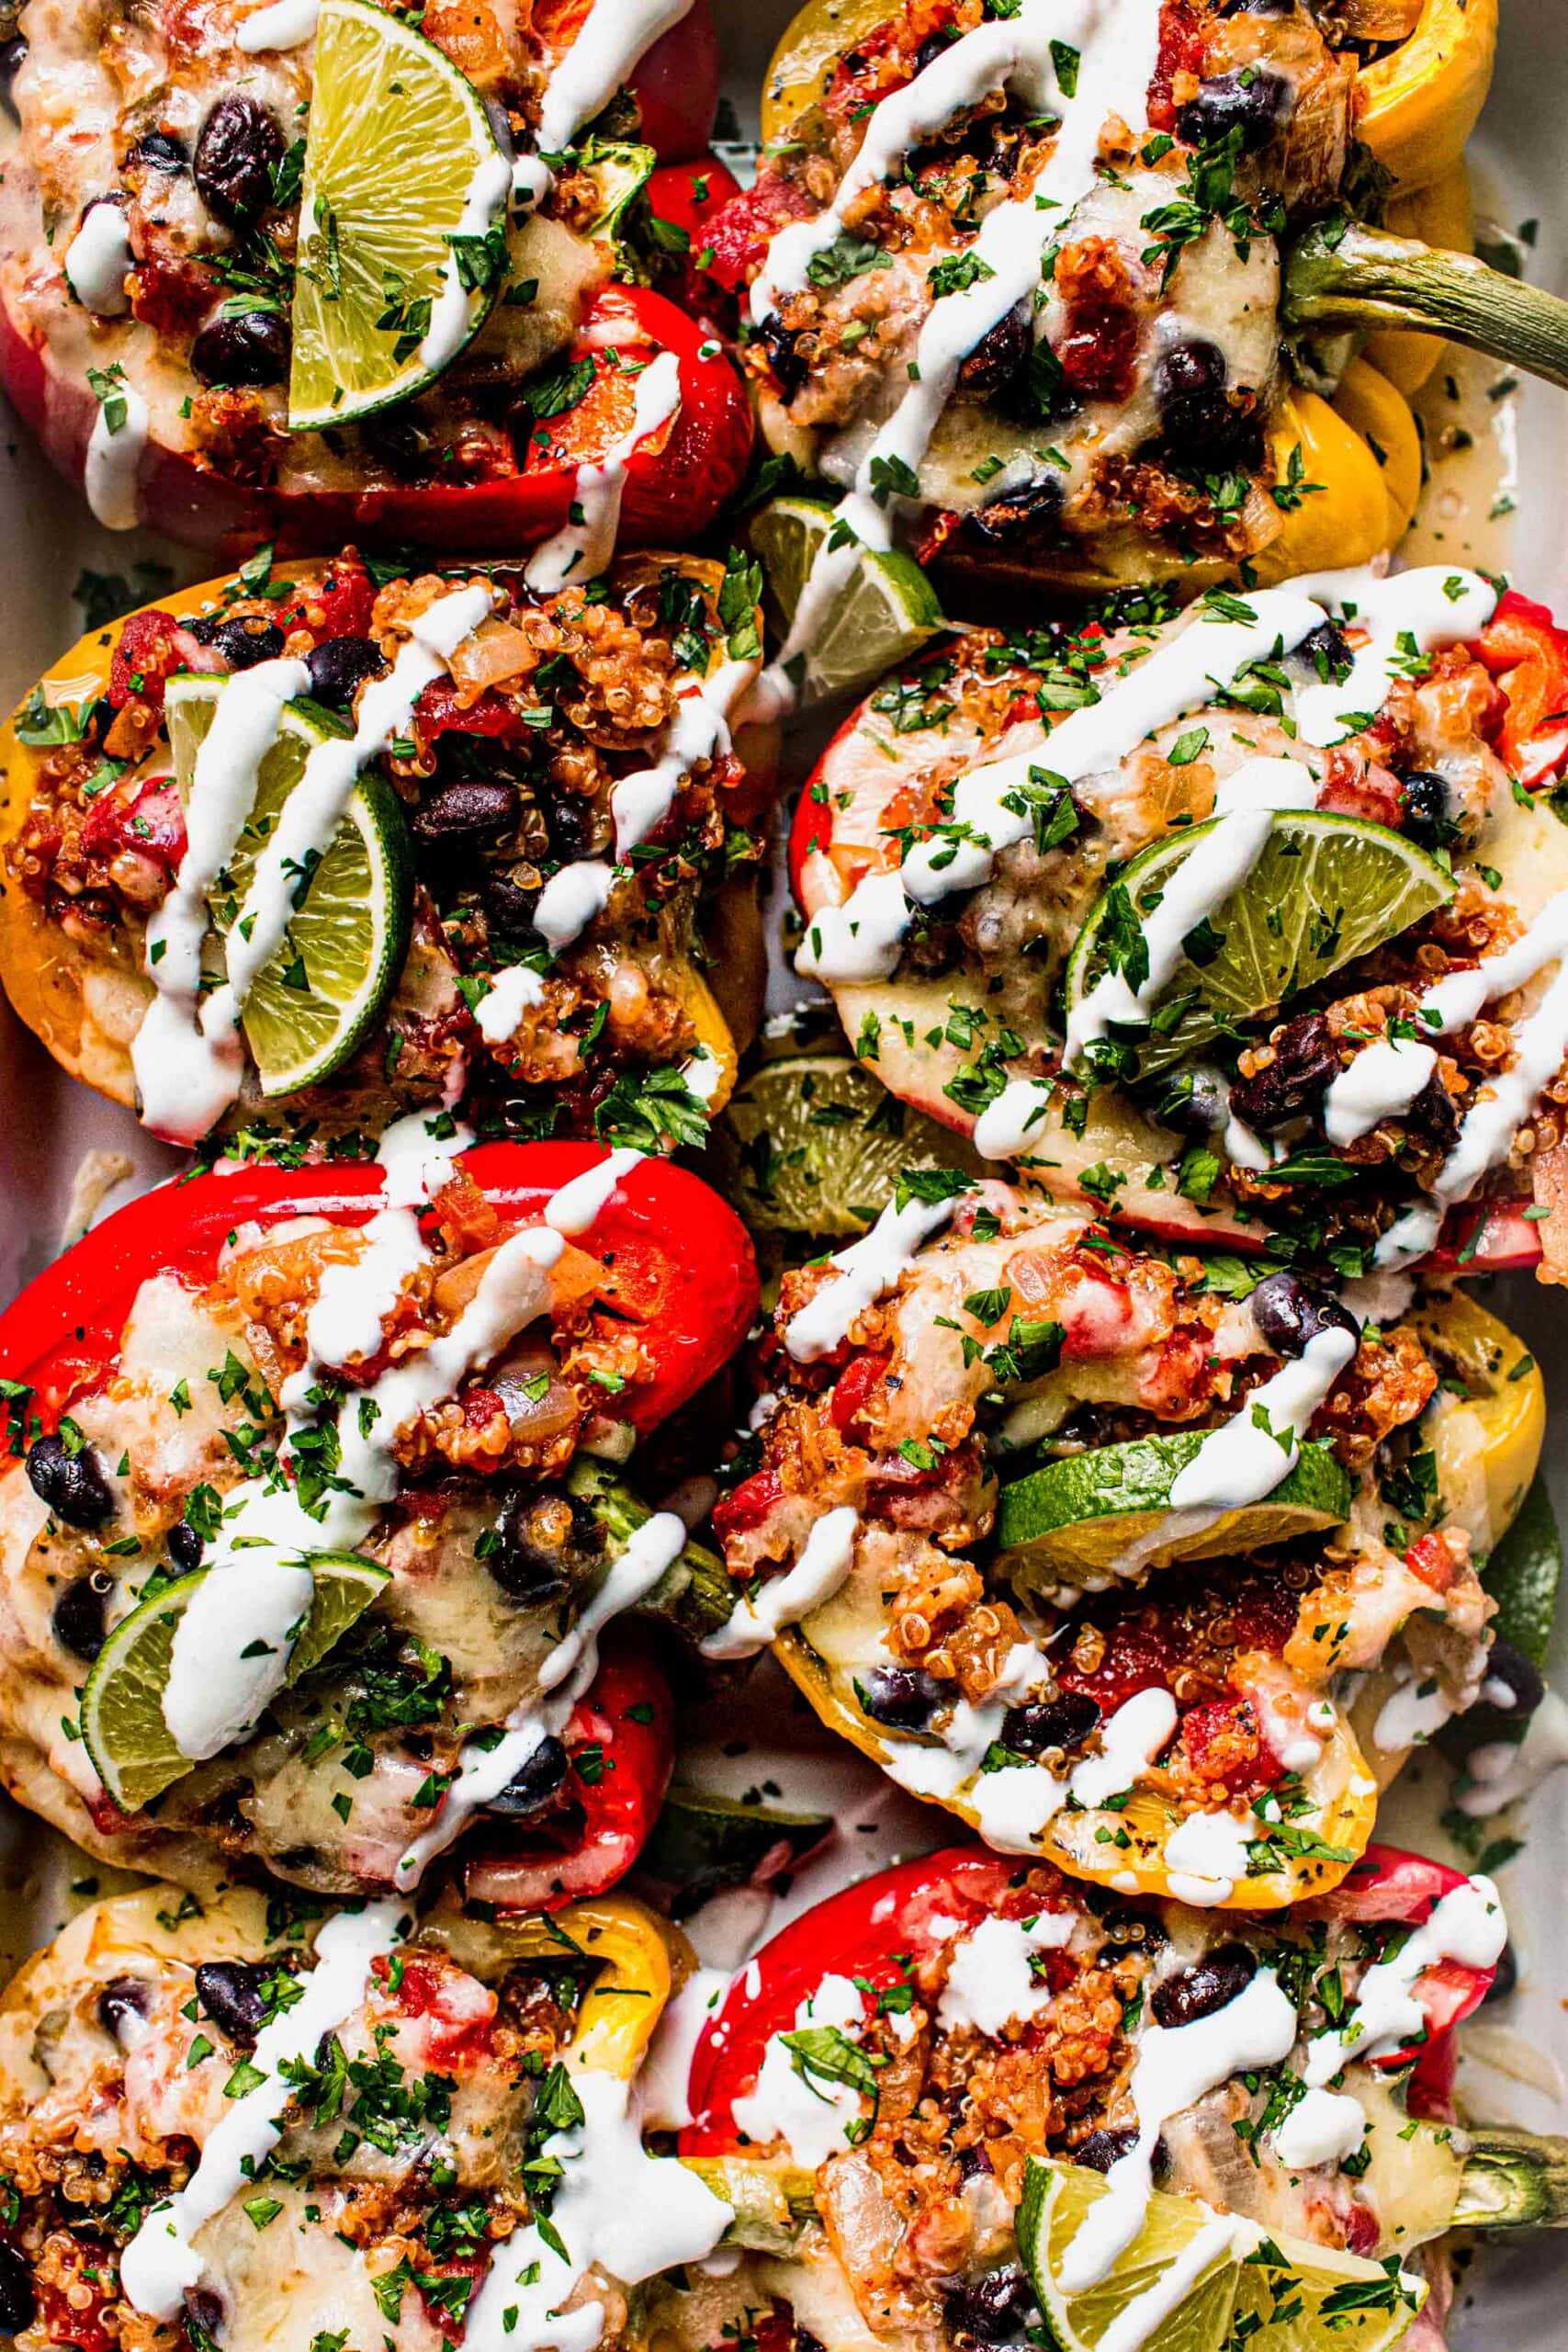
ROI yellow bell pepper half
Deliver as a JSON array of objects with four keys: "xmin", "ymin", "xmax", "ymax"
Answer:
[
  {"xmin": 1408, "ymin": 1290, "xmax": 1545, "ymax": 1560},
  {"xmin": 1357, "ymin": 0, "xmax": 1498, "ymax": 196},
  {"xmin": 1251, "ymin": 385, "xmax": 1407, "ymax": 584},
  {"xmin": 499, "ymin": 1894, "xmax": 687, "ymax": 2079},
  {"xmin": 773, "ymin": 1627, "xmax": 1375, "ymax": 1909}
]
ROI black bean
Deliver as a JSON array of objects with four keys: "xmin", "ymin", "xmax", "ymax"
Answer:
[
  {"xmin": 944, "ymin": 2267, "xmax": 1032, "ymax": 2345},
  {"xmin": 132, "ymin": 130, "xmax": 188, "ymax": 172},
  {"xmin": 1154, "ymin": 1066, "xmax": 1230, "ymax": 1136},
  {"xmin": 956, "ymin": 2144, "xmax": 993, "ymax": 2181},
  {"xmin": 1250, "ymin": 1270, "xmax": 1359, "ymax": 1360},
  {"xmin": 194, "ymin": 1959, "xmax": 271, "ymax": 2042},
  {"xmin": 190, "ymin": 308, "xmax": 289, "ymax": 389},
  {"xmin": 1295, "ymin": 619, "xmax": 1352, "ymax": 685},
  {"xmin": 1177, "ymin": 67, "xmax": 1292, "ymax": 154},
  {"xmin": 308, "ymin": 635, "xmax": 388, "ymax": 709},
  {"xmin": 490, "ymin": 1487, "xmax": 603, "ymax": 1604},
  {"xmin": 361, "ymin": 407, "xmax": 437, "ymax": 480},
  {"xmin": 1074, "ymin": 2126, "xmax": 1139, "ymax": 2172},
  {"xmin": 1226, "ymin": 1010, "xmax": 1340, "ymax": 1133},
  {"xmin": 0, "ymin": 37, "xmax": 26, "ymax": 117},
  {"xmin": 546, "ymin": 797, "xmax": 604, "ymax": 864},
  {"xmin": 759, "ymin": 313, "xmax": 808, "ymax": 403},
  {"xmin": 959, "ymin": 301, "xmax": 1032, "ymax": 400},
  {"xmin": 0, "ymin": 2241, "xmax": 35, "ymax": 2334},
  {"xmin": 1483, "ymin": 1635, "xmax": 1547, "ymax": 1723},
  {"xmin": 188, "ymin": 613, "xmax": 288, "ymax": 669},
  {"xmin": 413, "ymin": 779, "xmax": 520, "ymax": 846},
  {"xmin": 858, "ymin": 1666, "xmax": 946, "ymax": 1733},
  {"xmin": 914, "ymin": 29, "xmax": 962, "ymax": 74},
  {"xmin": 963, "ymin": 473, "xmax": 1065, "ymax": 547},
  {"xmin": 1000, "ymin": 1692, "xmax": 1101, "ymax": 1757},
  {"xmin": 194, "ymin": 95, "xmax": 285, "ymax": 223},
  {"xmin": 1400, "ymin": 769, "xmax": 1459, "ymax": 853},
  {"xmin": 168, "ymin": 1519, "xmax": 205, "ymax": 1573},
  {"xmin": 51, "ymin": 1574, "xmax": 113, "ymax": 1662},
  {"xmin": 1155, "ymin": 339, "xmax": 1258, "ymax": 465},
  {"xmin": 26, "ymin": 1433, "xmax": 114, "ymax": 1528},
  {"xmin": 483, "ymin": 875, "xmax": 543, "ymax": 944},
  {"xmin": 1482, "ymin": 1939, "xmax": 1517, "ymax": 2006},
  {"xmin": 486, "ymin": 1735, "xmax": 571, "ymax": 1820},
  {"xmin": 186, "ymin": 2287, "xmax": 226, "ymax": 2342},
  {"xmin": 1151, "ymin": 1943, "xmax": 1258, "ymax": 2030},
  {"xmin": 1218, "ymin": 0, "xmax": 1292, "ymax": 14},
  {"xmin": 97, "ymin": 1976, "xmax": 152, "ymax": 2039},
  {"xmin": 1404, "ymin": 1071, "xmax": 1460, "ymax": 1155}
]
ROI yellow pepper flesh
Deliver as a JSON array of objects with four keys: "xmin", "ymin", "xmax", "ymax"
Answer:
[
  {"xmin": 1364, "ymin": 164, "xmax": 1474, "ymax": 395},
  {"xmin": 1356, "ymin": 0, "xmax": 1498, "ymax": 196}
]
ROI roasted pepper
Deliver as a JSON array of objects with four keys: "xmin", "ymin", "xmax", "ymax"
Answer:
[{"xmin": 1356, "ymin": 0, "xmax": 1498, "ymax": 195}]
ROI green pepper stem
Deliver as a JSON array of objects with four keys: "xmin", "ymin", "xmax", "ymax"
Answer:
[
  {"xmin": 1284, "ymin": 223, "xmax": 1568, "ymax": 391},
  {"xmin": 1453, "ymin": 2127, "xmax": 1568, "ymax": 2230}
]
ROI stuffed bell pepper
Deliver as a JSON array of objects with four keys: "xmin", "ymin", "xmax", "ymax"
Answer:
[
  {"xmin": 666, "ymin": 1845, "xmax": 1567, "ymax": 2352},
  {"xmin": 0, "ymin": 1879, "xmax": 732, "ymax": 2352},
  {"xmin": 0, "ymin": 0, "xmax": 754, "ymax": 552},
  {"xmin": 0, "ymin": 1132, "xmax": 756, "ymax": 1901},
  {"xmin": 792, "ymin": 562, "xmax": 1568, "ymax": 1282},
  {"xmin": 0, "ymin": 547, "xmax": 776, "ymax": 1148},
  {"xmin": 709, "ymin": 0, "xmax": 1568, "ymax": 705},
  {"xmin": 701, "ymin": 1174, "xmax": 1544, "ymax": 1906}
]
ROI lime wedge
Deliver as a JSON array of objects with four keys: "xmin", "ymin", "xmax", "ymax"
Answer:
[
  {"xmin": 1018, "ymin": 2158, "xmax": 1425, "ymax": 2352},
  {"xmin": 997, "ymin": 1435, "xmax": 1353, "ymax": 1589},
  {"xmin": 749, "ymin": 495, "xmax": 942, "ymax": 707},
  {"xmin": 166, "ymin": 677, "xmax": 412, "ymax": 1099},
  {"xmin": 713, "ymin": 1051, "xmax": 983, "ymax": 1238},
  {"xmin": 290, "ymin": 0, "xmax": 508, "ymax": 429},
  {"xmin": 1064, "ymin": 813, "xmax": 1451, "ymax": 1077},
  {"xmin": 80, "ymin": 1554, "xmax": 390, "ymax": 1814}
]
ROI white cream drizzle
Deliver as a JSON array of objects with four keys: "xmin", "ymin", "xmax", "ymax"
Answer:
[
  {"xmin": 420, "ymin": 146, "xmax": 513, "ymax": 375},
  {"xmin": 65, "ymin": 201, "xmax": 132, "ymax": 315},
  {"xmin": 235, "ymin": 0, "xmax": 320, "ymax": 51},
  {"xmin": 525, "ymin": 351, "xmax": 682, "ymax": 593},
  {"xmin": 1322, "ymin": 1037, "xmax": 1438, "ymax": 1147},
  {"xmin": 784, "ymin": 1192, "xmax": 962, "ymax": 1363},
  {"xmin": 134, "ymin": 584, "xmax": 494, "ymax": 1145},
  {"xmin": 120, "ymin": 1901, "xmax": 409, "ymax": 2318},
  {"xmin": 536, "ymin": 0, "xmax": 695, "ymax": 153},
  {"xmin": 1303, "ymin": 1874, "xmax": 1506, "ymax": 2085},
  {"xmin": 85, "ymin": 378, "xmax": 150, "ymax": 530},
  {"xmin": 701, "ymin": 1505, "xmax": 861, "ymax": 1660},
  {"xmin": 474, "ymin": 962, "xmax": 547, "ymax": 1046}
]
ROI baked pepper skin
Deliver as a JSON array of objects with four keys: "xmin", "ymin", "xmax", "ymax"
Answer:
[
  {"xmin": 1355, "ymin": 0, "xmax": 1498, "ymax": 194},
  {"xmin": 464, "ymin": 1631, "xmax": 676, "ymax": 1913},
  {"xmin": 0, "ymin": 1142, "xmax": 759, "ymax": 1436},
  {"xmin": 0, "ymin": 282, "xmax": 751, "ymax": 560},
  {"xmin": 679, "ymin": 1843, "xmax": 1500, "ymax": 2158}
]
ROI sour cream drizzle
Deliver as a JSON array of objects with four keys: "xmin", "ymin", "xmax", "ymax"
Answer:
[
  {"xmin": 65, "ymin": 201, "xmax": 132, "ymax": 315},
  {"xmin": 466, "ymin": 2063, "xmax": 729, "ymax": 2352},
  {"xmin": 85, "ymin": 378, "xmax": 150, "ymax": 530},
  {"xmin": 236, "ymin": 0, "xmax": 320, "ymax": 50},
  {"xmin": 120, "ymin": 1901, "xmax": 410, "ymax": 2318},
  {"xmin": 1374, "ymin": 883, "xmax": 1568, "ymax": 1267},
  {"xmin": 536, "ymin": 0, "xmax": 695, "ymax": 152},
  {"xmin": 532, "ymin": 656, "xmax": 756, "ymax": 955},
  {"xmin": 134, "ymin": 584, "xmax": 494, "ymax": 1145},
  {"xmin": 525, "ymin": 350, "xmax": 683, "ymax": 593},
  {"xmin": 784, "ymin": 1191, "xmax": 963, "ymax": 1363},
  {"xmin": 1303, "ymin": 1873, "xmax": 1506, "ymax": 2084},
  {"xmin": 701, "ymin": 1504, "xmax": 861, "ymax": 1659},
  {"xmin": 749, "ymin": 0, "xmax": 1163, "ymax": 723}
]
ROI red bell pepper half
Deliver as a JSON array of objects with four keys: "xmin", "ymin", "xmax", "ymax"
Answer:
[
  {"xmin": 0, "ymin": 1141, "xmax": 758, "ymax": 1436},
  {"xmin": 679, "ymin": 1843, "xmax": 1500, "ymax": 2157},
  {"xmin": 463, "ymin": 1631, "xmax": 674, "ymax": 1913}
]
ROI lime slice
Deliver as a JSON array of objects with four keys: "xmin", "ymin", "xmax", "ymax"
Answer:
[
  {"xmin": 1018, "ymin": 2158, "xmax": 1426, "ymax": 2352},
  {"xmin": 749, "ymin": 495, "xmax": 942, "ymax": 707},
  {"xmin": 1064, "ymin": 813, "xmax": 1451, "ymax": 1077},
  {"xmin": 166, "ymin": 677, "xmax": 412, "ymax": 1098},
  {"xmin": 80, "ymin": 1554, "xmax": 390, "ymax": 1814},
  {"xmin": 997, "ymin": 1434, "xmax": 1352, "ymax": 1588},
  {"xmin": 713, "ymin": 1051, "xmax": 983, "ymax": 1238},
  {"xmin": 290, "ymin": 0, "xmax": 508, "ymax": 429}
]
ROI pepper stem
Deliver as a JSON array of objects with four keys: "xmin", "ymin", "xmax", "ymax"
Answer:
[
  {"xmin": 1453, "ymin": 2127, "xmax": 1568, "ymax": 2230},
  {"xmin": 1284, "ymin": 223, "xmax": 1568, "ymax": 391}
]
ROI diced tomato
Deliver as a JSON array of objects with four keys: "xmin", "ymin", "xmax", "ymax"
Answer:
[
  {"xmin": 430, "ymin": 1169, "xmax": 503, "ymax": 1254},
  {"xmin": 1059, "ymin": 1622, "xmax": 1178, "ymax": 1712},
  {"xmin": 418, "ymin": 2252, "xmax": 491, "ymax": 2341},
  {"xmin": 413, "ymin": 681, "xmax": 528, "ymax": 753},
  {"xmin": 829, "ymin": 1351, "xmax": 891, "ymax": 1432},
  {"xmin": 34, "ymin": 2265, "xmax": 116, "ymax": 2352},
  {"xmin": 1179, "ymin": 1697, "xmax": 1280, "ymax": 1792},
  {"xmin": 376, "ymin": 1951, "xmax": 498, "ymax": 2070},
  {"xmin": 1148, "ymin": 0, "xmax": 1207, "ymax": 130},
  {"xmin": 713, "ymin": 1463, "xmax": 784, "ymax": 1542},
  {"xmin": 80, "ymin": 772, "xmax": 187, "ymax": 873},
  {"xmin": 275, "ymin": 556, "xmax": 376, "ymax": 641},
  {"xmin": 1318, "ymin": 750, "xmax": 1406, "ymax": 827},
  {"xmin": 1404, "ymin": 1530, "xmax": 1458, "ymax": 1592},
  {"xmin": 647, "ymin": 156, "xmax": 744, "ymax": 322},
  {"xmin": 107, "ymin": 609, "xmax": 192, "ymax": 710}
]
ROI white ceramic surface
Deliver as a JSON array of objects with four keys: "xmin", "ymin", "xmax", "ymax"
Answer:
[{"xmin": 0, "ymin": 7, "xmax": 1563, "ymax": 2341}]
